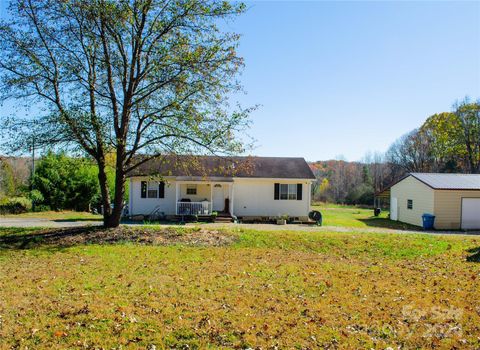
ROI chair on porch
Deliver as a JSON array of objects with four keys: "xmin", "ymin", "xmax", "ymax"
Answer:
[{"xmin": 178, "ymin": 198, "xmax": 192, "ymax": 215}]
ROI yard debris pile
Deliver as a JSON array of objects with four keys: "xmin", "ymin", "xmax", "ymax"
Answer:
[{"xmin": 0, "ymin": 226, "xmax": 237, "ymax": 249}]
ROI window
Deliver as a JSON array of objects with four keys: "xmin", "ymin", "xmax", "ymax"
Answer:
[
  {"xmin": 288, "ymin": 185, "xmax": 297, "ymax": 200},
  {"xmin": 407, "ymin": 199, "xmax": 413, "ymax": 210},
  {"xmin": 274, "ymin": 183, "xmax": 302, "ymax": 201},
  {"xmin": 147, "ymin": 181, "xmax": 158, "ymax": 198},
  {"xmin": 279, "ymin": 184, "xmax": 297, "ymax": 200},
  {"xmin": 141, "ymin": 181, "xmax": 164, "ymax": 198},
  {"xmin": 186, "ymin": 185, "xmax": 197, "ymax": 195}
]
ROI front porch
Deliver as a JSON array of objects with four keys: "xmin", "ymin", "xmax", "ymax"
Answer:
[{"xmin": 174, "ymin": 181, "xmax": 234, "ymax": 216}]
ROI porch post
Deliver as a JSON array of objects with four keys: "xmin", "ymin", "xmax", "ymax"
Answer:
[
  {"xmin": 175, "ymin": 182, "xmax": 180, "ymax": 215},
  {"xmin": 230, "ymin": 183, "xmax": 234, "ymax": 216},
  {"xmin": 128, "ymin": 177, "xmax": 133, "ymax": 216},
  {"xmin": 210, "ymin": 183, "xmax": 213, "ymax": 213}
]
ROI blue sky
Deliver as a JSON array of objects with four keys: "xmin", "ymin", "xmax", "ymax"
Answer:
[
  {"xmin": 1, "ymin": 1, "xmax": 479, "ymax": 161},
  {"xmin": 229, "ymin": 1, "xmax": 480, "ymax": 161}
]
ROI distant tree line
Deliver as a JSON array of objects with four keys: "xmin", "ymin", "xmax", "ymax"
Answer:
[
  {"xmin": 311, "ymin": 98, "xmax": 480, "ymax": 206},
  {"xmin": 310, "ymin": 154, "xmax": 396, "ymax": 205}
]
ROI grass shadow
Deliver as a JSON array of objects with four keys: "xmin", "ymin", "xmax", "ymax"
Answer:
[
  {"xmin": 53, "ymin": 218, "xmax": 103, "ymax": 223},
  {"xmin": 466, "ymin": 247, "xmax": 480, "ymax": 262},
  {"xmin": 0, "ymin": 226, "xmax": 103, "ymax": 250},
  {"xmin": 358, "ymin": 217, "xmax": 421, "ymax": 231},
  {"xmin": 359, "ymin": 217, "xmax": 480, "ymax": 235}
]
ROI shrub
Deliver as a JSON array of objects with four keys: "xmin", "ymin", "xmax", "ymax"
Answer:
[
  {"xmin": 345, "ymin": 184, "xmax": 374, "ymax": 206},
  {"xmin": 31, "ymin": 151, "xmax": 120, "ymax": 212},
  {"xmin": 29, "ymin": 189, "xmax": 44, "ymax": 205},
  {"xmin": 34, "ymin": 204, "xmax": 51, "ymax": 212},
  {"xmin": 0, "ymin": 197, "xmax": 32, "ymax": 214}
]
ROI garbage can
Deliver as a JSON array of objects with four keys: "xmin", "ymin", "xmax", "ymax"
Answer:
[{"xmin": 422, "ymin": 214, "xmax": 436, "ymax": 230}]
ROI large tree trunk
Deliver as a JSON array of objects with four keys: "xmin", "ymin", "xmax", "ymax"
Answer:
[
  {"xmin": 465, "ymin": 141, "xmax": 476, "ymax": 174},
  {"xmin": 96, "ymin": 157, "xmax": 112, "ymax": 227},
  {"xmin": 104, "ymin": 146, "xmax": 126, "ymax": 228},
  {"xmin": 105, "ymin": 170, "xmax": 125, "ymax": 228}
]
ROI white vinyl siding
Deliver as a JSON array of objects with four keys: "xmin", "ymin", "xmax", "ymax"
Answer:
[
  {"xmin": 131, "ymin": 179, "xmax": 175, "ymax": 216},
  {"xmin": 233, "ymin": 179, "xmax": 310, "ymax": 219},
  {"xmin": 391, "ymin": 176, "xmax": 434, "ymax": 227}
]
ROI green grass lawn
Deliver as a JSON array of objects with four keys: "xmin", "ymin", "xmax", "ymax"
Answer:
[
  {"xmin": 312, "ymin": 203, "xmax": 420, "ymax": 230},
  {"xmin": 0, "ymin": 226, "xmax": 479, "ymax": 349}
]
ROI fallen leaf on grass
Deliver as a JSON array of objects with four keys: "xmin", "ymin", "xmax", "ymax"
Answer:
[{"xmin": 54, "ymin": 330, "xmax": 67, "ymax": 337}]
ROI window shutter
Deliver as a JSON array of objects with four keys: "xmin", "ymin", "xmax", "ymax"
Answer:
[
  {"xmin": 296, "ymin": 184, "xmax": 303, "ymax": 200},
  {"xmin": 159, "ymin": 181, "xmax": 165, "ymax": 198},
  {"xmin": 141, "ymin": 181, "xmax": 147, "ymax": 198},
  {"xmin": 274, "ymin": 183, "xmax": 280, "ymax": 200}
]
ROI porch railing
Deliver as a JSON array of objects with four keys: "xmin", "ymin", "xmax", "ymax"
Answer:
[{"xmin": 176, "ymin": 202, "xmax": 212, "ymax": 216}]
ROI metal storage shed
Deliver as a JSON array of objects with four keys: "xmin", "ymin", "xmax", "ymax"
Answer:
[{"xmin": 389, "ymin": 173, "xmax": 480, "ymax": 230}]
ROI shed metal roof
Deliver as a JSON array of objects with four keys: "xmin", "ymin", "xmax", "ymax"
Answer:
[{"xmin": 410, "ymin": 173, "xmax": 480, "ymax": 190}]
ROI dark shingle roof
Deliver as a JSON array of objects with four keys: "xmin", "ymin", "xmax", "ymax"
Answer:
[
  {"xmin": 127, "ymin": 155, "xmax": 315, "ymax": 179},
  {"xmin": 411, "ymin": 173, "xmax": 480, "ymax": 190}
]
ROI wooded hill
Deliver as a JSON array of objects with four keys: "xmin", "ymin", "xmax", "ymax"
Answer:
[{"xmin": 309, "ymin": 158, "xmax": 401, "ymax": 205}]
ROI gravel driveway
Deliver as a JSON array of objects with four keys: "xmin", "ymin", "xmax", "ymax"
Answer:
[
  {"xmin": 1, "ymin": 217, "xmax": 478, "ymax": 235},
  {"xmin": 0, "ymin": 217, "xmax": 102, "ymax": 228}
]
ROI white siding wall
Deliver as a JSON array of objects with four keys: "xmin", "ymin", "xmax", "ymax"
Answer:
[
  {"xmin": 390, "ymin": 176, "xmax": 434, "ymax": 227},
  {"xmin": 232, "ymin": 179, "xmax": 311, "ymax": 219},
  {"xmin": 129, "ymin": 177, "xmax": 176, "ymax": 216},
  {"xmin": 129, "ymin": 177, "xmax": 312, "ymax": 219}
]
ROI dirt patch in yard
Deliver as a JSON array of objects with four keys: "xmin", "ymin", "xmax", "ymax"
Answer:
[{"xmin": 0, "ymin": 226, "xmax": 236, "ymax": 249}]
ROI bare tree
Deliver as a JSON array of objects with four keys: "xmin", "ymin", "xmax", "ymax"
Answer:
[{"xmin": 386, "ymin": 129, "xmax": 434, "ymax": 173}]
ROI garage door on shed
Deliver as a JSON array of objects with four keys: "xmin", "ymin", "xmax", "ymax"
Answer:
[{"xmin": 461, "ymin": 198, "xmax": 480, "ymax": 229}]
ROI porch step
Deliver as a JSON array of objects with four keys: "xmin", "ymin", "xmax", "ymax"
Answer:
[
  {"xmin": 214, "ymin": 212, "xmax": 234, "ymax": 223},
  {"xmin": 174, "ymin": 215, "xmax": 213, "ymax": 223},
  {"xmin": 214, "ymin": 216, "xmax": 234, "ymax": 223},
  {"xmin": 173, "ymin": 212, "xmax": 234, "ymax": 223}
]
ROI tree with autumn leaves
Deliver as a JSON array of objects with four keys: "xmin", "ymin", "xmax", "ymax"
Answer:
[{"xmin": 388, "ymin": 98, "xmax": 480, "ymax": 174}]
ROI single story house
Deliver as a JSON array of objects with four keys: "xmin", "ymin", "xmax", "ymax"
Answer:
[
  {"xmin": 127, "ymin": 155, "xmax": 315, "ymax": 221},
  {"xmin": 389, "ymin": 173, "xmax": 480, "ymax": 229}
]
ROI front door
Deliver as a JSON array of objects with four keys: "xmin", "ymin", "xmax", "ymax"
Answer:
[
  {"xmin": 390, "ymin": 197, "xmax": 398, "ymax": 221},
  {"xmin": 212, "ymin": 184, "xmax": 224, "ymax": 211}
]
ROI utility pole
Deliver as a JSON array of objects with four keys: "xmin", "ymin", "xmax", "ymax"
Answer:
[{"xmin": 31, "ymin": 132, "xmax": 36, "ymax": 211}]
